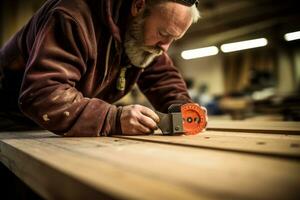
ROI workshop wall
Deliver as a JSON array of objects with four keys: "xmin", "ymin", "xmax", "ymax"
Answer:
[
  {"xmin": 0, "ymin": 0, "xmax": 45, "ymax": 46},
  {"xmin": 173, "ymin": 54, "xmax": 225, "ymax": 96}
]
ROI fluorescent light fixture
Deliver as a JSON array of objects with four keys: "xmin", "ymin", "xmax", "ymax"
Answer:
[
  {"xmin": 284, "ymin": 31, "xmax": 300, "ymax": 41},
  {"xmin": 181, "ymin": 46, "xmax": 219, "ymax": 60},
  {"xmin": 221, "ymin": 38, "xmax": 268, "ymax": 53}
]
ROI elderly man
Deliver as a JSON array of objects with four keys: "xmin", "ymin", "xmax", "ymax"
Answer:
[{"xmin": 0, "ymin": 0, "xmax": 201, "ymax": 136}]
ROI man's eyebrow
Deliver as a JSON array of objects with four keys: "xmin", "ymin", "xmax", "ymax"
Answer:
[
  {"xmin": 163, "ymin": 29, "xmax": 182, "ymax": 39},
  {"xmin": 169, "ymin": 31, "xmax": 183, "ymax": 40}
]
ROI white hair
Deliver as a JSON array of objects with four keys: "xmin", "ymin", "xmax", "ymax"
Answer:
[{"xmin": 190, "ymin": 4, "xmax": 200, "ymax": 23}]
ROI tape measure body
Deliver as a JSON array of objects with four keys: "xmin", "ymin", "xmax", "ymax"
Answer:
[{"xmin": 181, "ymin": 103, "xmax": 207, "ymax": 135}]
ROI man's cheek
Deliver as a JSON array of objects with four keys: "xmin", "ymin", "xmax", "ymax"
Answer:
[
  {"xmin": 143, "ymin": 29, "xmax": 155, "ymax": 45},
  {"xmin": 143, "ymin": 36, "xmax": 156, "ymax": 47}
]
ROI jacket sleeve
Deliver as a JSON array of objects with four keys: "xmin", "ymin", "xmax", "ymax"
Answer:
[
  {"xmin": 18, "ymin": 11, "xmax": 119, "ymax": 136},
  {"xmin": 137, "ymin": 53, "xmax": 192, "ymax": 113}
]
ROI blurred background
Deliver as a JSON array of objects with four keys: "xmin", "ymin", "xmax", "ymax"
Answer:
[{"xmin": 1, "ymin": 0, "xmax": 300, "ymax": 121}]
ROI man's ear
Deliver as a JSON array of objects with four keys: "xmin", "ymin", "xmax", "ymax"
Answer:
[{"xmin": 131, "ymin": 0, "xmax": 146, "ymax": 16}]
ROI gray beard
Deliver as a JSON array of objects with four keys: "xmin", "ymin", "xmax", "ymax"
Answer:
[{"xmin": 124, "ymin": 12, "xmax": 163, "ymax": 68}]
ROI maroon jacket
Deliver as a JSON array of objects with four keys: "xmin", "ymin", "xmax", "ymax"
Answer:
[{"xmin": 0, "ymin": 0, "xmax": 192, "ymax": 136}]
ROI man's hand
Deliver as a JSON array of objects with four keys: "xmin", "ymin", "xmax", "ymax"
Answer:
[{"xmin": 120, "ymin": 105, "xmax": 160, "ymax": 135}]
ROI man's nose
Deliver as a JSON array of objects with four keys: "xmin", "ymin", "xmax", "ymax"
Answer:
[
  {"xmin": 159, "ymin": 43, "xmax": 171, "ymax": 52},
  {"xmin": 158, "ymin": 39, "xmax": 173, "ymax": 52}
]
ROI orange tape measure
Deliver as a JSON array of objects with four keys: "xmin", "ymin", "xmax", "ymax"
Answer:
[{"xmin": 181, "ymin": 103, "xmax": 207, "ymax": 135}]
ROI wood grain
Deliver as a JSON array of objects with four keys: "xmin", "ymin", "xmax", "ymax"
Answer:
[
  {"xmin": 207, "ymin": 121, "xmax": 300, "ymax": 134},
  {"xmin": 116, "ymin": 131, "xmax": 300, "ymax": 158},
  {"xmin": 0, "ymin": 131, "xmax": 202, "ymax": 200},
  {"xmin": 1, "ymin": 130, "xmax": 300, "ymax": 200}
]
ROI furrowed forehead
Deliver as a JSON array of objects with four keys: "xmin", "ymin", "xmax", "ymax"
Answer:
[
  {"xmin": 154, "ymin": 2, "xmax": 192, "ymax": 23},
  {"xmin": 154, "ymin": 3, "xmax": 192, "ymax": 32},
  {"xmin": 157, "ymin": 6, "xmax": 191, "ymax": 40}
]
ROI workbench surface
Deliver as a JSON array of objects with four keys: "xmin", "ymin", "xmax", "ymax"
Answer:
[{"xmin": 1, "ymin": 121, "xmax": 300, "ymax": 200}]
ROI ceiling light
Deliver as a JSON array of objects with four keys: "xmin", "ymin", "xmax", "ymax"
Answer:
[
  {"xmin": 284, "ymin": 31, "xmax": 300, "ymax": 41},
  {"xmin": 221, "ymin": 38, "xmax": 268, "ymax": 53},
  {"xmin": 181, "ymin": 46, "xmax": 219, "ymax": 60}
]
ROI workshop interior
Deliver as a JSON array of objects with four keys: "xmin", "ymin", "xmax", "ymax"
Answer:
[
  {"xmin": 1, "ymin": 0, "xmax": 300, "ymax": 122},
  {"xmin": 0, "ymin": 1, "xmax": 300, "ymax": 199}
]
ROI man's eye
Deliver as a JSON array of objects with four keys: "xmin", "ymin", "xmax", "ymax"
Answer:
[{"xmin": 159, "ymin": 31, "xmax": 168, "ymax": 37}]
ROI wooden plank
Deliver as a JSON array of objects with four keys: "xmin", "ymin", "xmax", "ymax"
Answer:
[
  {"xmin": 116, "ymin": 131, "xmax": 300, "ymax": 158},
  {"xmin": 0, "ymin": 131, "xmax": 204, "ymax": 200},
  {"xmin": 207, "ymin": 121, "xmax": 300, "ymax": 134},
  {"xmin": 1, "ymin": 131, "xmax": 300, "ymax": 200}
]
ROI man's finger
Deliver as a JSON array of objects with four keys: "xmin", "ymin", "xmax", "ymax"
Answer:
[
  {"xmin": 138, "ymin": 115, "xmax": 158, "ymax": 130},
  {"xmin": 135, "ymin": 123, "xmax": 152, "ymax": 134},
  {"xmin": 139, "ymin": 106, "xmax": 160, "ymax": 123}
]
